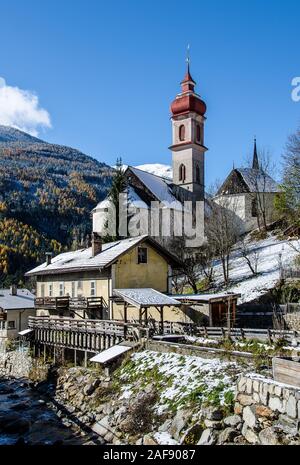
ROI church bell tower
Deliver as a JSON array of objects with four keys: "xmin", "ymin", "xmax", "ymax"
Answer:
[{"xmin": 169, "ymin": 62, "xmax": 207, "ymax": 199}]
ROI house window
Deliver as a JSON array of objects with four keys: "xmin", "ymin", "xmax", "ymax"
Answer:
[
  {"xmin": 77, "ymin": 280, "xmax": 83, "ymax": 297},
  {"xmin": 7, "ymin": 321, "xmax": 16, "ymax": 330},
  {"xmin": 59, "ymin": 282, "xmax": 65, "ymax": 297},
  {"xmin": 196, "ymin": 124, "xmax": 201, "ymax": 142},
  {"xmin": 71, "ymin": 282, "xmax": 76, "ymax": 298},
  {"xmin": 90, "ymin": 281, "xmax": 96, "ymax": 297},
  {"xmin": 41, "ymin": 283, "xmax": 45, "ymax": 298},
  {"xmin": 49, "ymin": 283, "xmax": 53, "ymax": 297},
  {"xmin": 179, "ymin": 164, "xmax": 186, "ymax": 182},
  {"xmin": 137, "ymin": 247, "xmax": 148, "ymax": 264},
  {"xmin": 0, "ymin": 321, "xmax": 5, "ymax": 330},
  {"xmin": 179, "ymin": 124, "xmax": 185, "ymax": 141},
  {"xmin": 251, "ymin": 198, "xmax": 258, "ymax": 217},
  {"xmin": 196, "ymin": 164, "xmax": 200, "ymax": 183}
]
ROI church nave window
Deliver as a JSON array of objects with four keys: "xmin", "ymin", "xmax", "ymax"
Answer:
[
  {"xmin": 179, "ymin": 164, "xmax": 186, "ymax": 182},
  {"xmin": 179, "ymin": 124, "xmax": 185, "ymax": 141}
]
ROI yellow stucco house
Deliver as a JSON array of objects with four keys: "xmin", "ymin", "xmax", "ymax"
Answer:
[{"xmin": 25, "ymin": 234, "xmax": 184, "ymax": 322}]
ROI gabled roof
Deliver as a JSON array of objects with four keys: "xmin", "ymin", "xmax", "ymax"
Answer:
[
  {"xmin": 25, "ymin": 235, "xmax": 182, "ymax": 277},
  {"xmin": 237, "ymin": 168, "xmax": 280, "ymax": 193},
  {"xmin": 217, "ymin": 168, "xmax": 280, "ymax": 195},
  {"xmin": 127, "ymin": 166, "xmax": 183, "ymax": 208},
  {"xmin": 0, "ymin": 289, "xmax": 35, "ymax": 310}
]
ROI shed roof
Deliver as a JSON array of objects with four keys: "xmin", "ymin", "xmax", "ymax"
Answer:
[
  {"xmin": 0, "ymin": 289, "xmax": 35, "ymax": 310},
  {"xmin": 113, "ymin": 288, "xmax": 182, "ymax": 309}
]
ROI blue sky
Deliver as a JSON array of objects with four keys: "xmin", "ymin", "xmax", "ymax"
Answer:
[{"xmin": 0, "ymin": 0, "xmax": 299, "ymax": 186}]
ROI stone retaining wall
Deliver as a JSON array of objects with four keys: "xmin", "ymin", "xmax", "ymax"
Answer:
[
  {"xmin": 0, "ymin": 350, "xmax": 49, "ymax": 380},
  {"xmin": 235, "ymin": 374, "xmax": 300, "ymax": 444}
]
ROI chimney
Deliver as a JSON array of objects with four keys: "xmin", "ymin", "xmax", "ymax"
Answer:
[
  {"xmin": 45, "ymin": 252, "xmax": 52, "ymax": 266},
  {"xmin": 92, "ymin": 232, "xmax": 102, "ymax": 257},
  {"xmin": 10, "ymin": 284, "xmax": 17, "ymax": 296}
]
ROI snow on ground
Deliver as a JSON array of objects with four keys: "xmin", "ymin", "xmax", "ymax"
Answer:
[
  {"xmin": 117, "ymin": 163, "xmax": 172, "ymax": 179},
  {"xmin": 154, "ymin": 432, "xmax": 179, "ymax": 445},
  {"xmin": 135, "ymin": 163, "xmax": 172, "ymax": 179},
  {"xmin": 213, "ymin": 234, "xmax": 300, "ymax": 303},
  {"xmin": 119, "ymin": 350, "xmax": 250, "ymax": 414}
]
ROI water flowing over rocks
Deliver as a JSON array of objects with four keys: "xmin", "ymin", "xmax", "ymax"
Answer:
[{"xmin": 0, "ymin": 377, "xmax": 88, "ymax": 445}]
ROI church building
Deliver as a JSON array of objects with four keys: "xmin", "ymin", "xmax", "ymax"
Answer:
[
  {"xmin": 92, "ymin": 64, "xmax": 207, "ymax": 245},
  {"xmin": 214, "ymin": 139, "xmax": 280, "ymax": 234}
]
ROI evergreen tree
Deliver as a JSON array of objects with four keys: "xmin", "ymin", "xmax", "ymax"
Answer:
[{"xmin": 104, "ymin": 158, "xmax": 127, "ymax": 242}]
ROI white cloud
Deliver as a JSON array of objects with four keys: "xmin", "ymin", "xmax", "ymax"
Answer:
[{"xmin": 0, "ymin": 77, "xmax": 51, "ymax": 136}]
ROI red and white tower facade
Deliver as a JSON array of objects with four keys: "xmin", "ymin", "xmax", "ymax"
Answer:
[{"xmin": 169, "ymin": 64, "xmax": 207, "ymax": 199}]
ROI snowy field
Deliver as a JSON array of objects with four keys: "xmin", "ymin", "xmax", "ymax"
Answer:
[{"xmin": 213, "ymin": 234, "xmax": 300, "ymax": 303}]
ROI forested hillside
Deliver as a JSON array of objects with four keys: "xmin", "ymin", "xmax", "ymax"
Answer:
[{"xmin": 0, "ymin": 126, "xmax": 113, "ymax": 286}]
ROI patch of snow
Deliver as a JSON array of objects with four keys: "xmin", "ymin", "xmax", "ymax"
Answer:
[
  {"xmin": 213, "ymin": 234, "xmax": 300, "ymax": 303},
  {"xmin": 154, "ymin": 431, "xmax": 178, "ymax": 445},
  {"xmin": 135, "ymin": 163, "xmax": 173, "ymax": 180}
]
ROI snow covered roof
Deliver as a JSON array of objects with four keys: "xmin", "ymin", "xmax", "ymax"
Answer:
[
  {"xmin": 237, "ymin": 168, "xmax": 280, "ymax": 193},
  {"xmin": 113, "ymin": 288, "xmax": 182, "ymax": 308},
  {"xmin": 0, "ymin": 289, "xmax": 35, "ymax": 310},
  {"xmin": 93, "ymin": 185, "xmax": 148, "ymax": 212},
  {"xmin": 26, "ymin": 235, "xmax": 181, "ymax": 277},
  {"xmin": 173, "ymin": 292, "xmax": 241, "ymax": 303},
  {"xmin": 128, "ymin": 166, "xmax": 182, "ymax": 208},
  {"xmin": 90, "ymin": 344, "xmax": 132, "ymax": 364}
]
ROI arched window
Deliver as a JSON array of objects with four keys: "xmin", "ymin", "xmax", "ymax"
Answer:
[
  {"xmin": 196, "ymin": 124, "xmax": 201, "ymax": 142},
  {"xmin": 251, "ymin": 198, "xmax": 258, "ymax": 217},
  {"xmin": 179, "ymin": 124, "xmax": 185, "ymax": 141},
  {"xmin": 196, "ymin": 164, "xmax": 200, "ymax": 183},
  {"xmin": 179, "ymin": 164, "xmax": 186, "ymax": 182}
]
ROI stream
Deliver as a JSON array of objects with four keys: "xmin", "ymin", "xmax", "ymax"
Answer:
[{"xmin": 0, "ymin": 377, "xmax": 86, "ymax": 445}]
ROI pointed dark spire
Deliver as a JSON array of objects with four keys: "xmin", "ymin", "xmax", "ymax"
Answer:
[{"xmin": 252, "ymin": 138, "xmax": 259, "ymax": 170}]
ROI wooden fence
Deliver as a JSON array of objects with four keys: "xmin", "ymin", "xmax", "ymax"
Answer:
[{"xmin": 162, "ymin": 321, "xmax": 300, "ymax": 344}]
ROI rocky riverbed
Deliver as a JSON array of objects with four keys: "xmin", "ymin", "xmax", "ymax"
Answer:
[{"xmin": 0, "ymin": 377, "xmax": 95, "ymax": 445}]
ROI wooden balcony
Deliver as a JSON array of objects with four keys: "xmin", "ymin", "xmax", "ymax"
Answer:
[
  {"xmin": 34, "ymin": 296, "xmax": 106, "ymax": 319},
  {"xmin": 35, "ymin": 296, "xmax": 69, "ymax": 310},
  {"xmin": 69, "ymin": 297, "xmax": 103, "ymax": 311}
]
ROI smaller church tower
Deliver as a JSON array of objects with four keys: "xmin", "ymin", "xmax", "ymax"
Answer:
[{"xmin": 169, "ymin": 63, "xmax": 207, "ymax": 199}]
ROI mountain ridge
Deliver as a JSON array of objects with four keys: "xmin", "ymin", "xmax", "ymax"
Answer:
[{"xmin": 0, "ymin": 125, "xmax": 114, "ymax": 285}]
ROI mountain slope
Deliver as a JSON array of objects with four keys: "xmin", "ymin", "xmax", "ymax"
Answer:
[{"xmin": 0, "ymin": 126, "xmax": 113, "ymax": 284}]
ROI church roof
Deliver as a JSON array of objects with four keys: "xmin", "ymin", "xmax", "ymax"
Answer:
[
  {"xmin": 127, "ymin": 166, "xmax": 183, "ymax": 209},
  {"xmin": 217, "ymin": 167, "xmax": 280, "ymax": 195},
  {"xmin": 237, "ymin": 168, "xmax": 280, "ymax": 193}
]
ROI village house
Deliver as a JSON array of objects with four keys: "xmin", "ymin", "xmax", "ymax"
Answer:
[
  {"xmin": 25, "ymin": 234, "xmax": 189, "ymax": 323},
  {"xmin": 0, "ymin": 286, "xmax": 35, "ymax": 343}
]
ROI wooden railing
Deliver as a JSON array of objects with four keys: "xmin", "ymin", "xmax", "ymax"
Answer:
[
  {"xmin": 28, "ymin": 316, "xmax": 140, "ymax": 352},
  {"xmin": 35, "ymin": 297, "xmax": 69, "ymax": 310},
  {"xmin": 162, "ymin": 321, "xmax": 300, "ymax": 344},
  {"xmin": 282, "ymin": 269, "xmax": 300, "ymax": 280}
]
